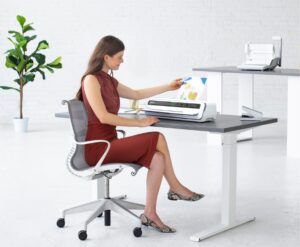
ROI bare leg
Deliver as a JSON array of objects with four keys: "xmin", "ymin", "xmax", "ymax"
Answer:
[
  {"xmin": 143, "ymin": 134, "xmax": 200, "ymax": 228},
  {"xmin": 143, "ymin": 151, "xmax": 167, "ymax": 228},
  {"xmin": 156, "ymin": 133, "xmax": 194, "ymax": 197}
]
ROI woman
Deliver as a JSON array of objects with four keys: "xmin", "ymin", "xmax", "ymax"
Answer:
[{"xmin": 76, "ymin": 35, "xmax": 204, "ymax": 233}]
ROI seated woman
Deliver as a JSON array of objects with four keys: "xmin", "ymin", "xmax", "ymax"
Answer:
[{"xmin": 76, "ymin": 35, "xmax": 204, "ymax": 233}]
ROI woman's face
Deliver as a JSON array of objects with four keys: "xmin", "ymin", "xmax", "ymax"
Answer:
[{"xmin": 104, "ymin": 51, "xmax": 124, "ymax": 70}]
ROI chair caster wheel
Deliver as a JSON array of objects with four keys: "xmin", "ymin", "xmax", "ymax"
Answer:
[
  {"xmin": 56, "ymin": 218, "xmax": 65, "ymax": 228},
  {"xmin": 78, "ymin": 230, "xmax": 87, "ymax": 241},
  {"xmin": 133, "ymin": 227, "xmax": 142, "ymax": 237},
  {"xmin": 98, "ymin": 212, "xmax": 103, "ymax": 217}
]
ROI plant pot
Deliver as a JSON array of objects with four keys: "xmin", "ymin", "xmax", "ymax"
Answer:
[{"xmin": 13, "ymin": 117, "xmax": 29, "ymax": 132}]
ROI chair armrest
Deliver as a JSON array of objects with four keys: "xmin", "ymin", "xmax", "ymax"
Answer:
[
  {"xmin": 93, "ymin": 131, "xmax": 125, "ymax": 173},
  {"xmin": 75, "ymin": 140, "xmax": 110, "ymax": 146},
  {"xmin": 74, "ymin": 139, "xmax": 111, "ymax": 174},
  {"xmin": 116, "ymin": 129, "xmax": 126, "ymax": 138}
]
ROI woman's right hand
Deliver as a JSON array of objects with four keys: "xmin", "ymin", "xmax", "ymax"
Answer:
[{"xmin": 138, "ymin": 116, "xmax": 159, "ymax": 127}]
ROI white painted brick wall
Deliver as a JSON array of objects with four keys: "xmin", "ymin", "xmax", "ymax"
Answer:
[{"xmin": 0, "ymin": 0, "xmax": 299, "ymax": 137}]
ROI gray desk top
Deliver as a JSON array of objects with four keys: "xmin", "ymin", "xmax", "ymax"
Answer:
[
  {"xmin": 55, "ymin": 112, "xmax": 277, "ymax": 133},
  {"xmin": 193, "ymin": 66, "xmax": 300, "ymax": 77}
]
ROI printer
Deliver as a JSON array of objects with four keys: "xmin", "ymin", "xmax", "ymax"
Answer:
[
  {"xmin": 237, "ymin": 36, "xmax": 282, "ymax": 71},
  {"xmin": 143, "ymin": 98, "xmax": 217, "ymax": 123}
]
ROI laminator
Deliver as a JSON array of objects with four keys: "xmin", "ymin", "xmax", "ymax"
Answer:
[
  {"xmin": 237, "ymin": 36, "xmax": 282, "ymax": 71},
  {"xmin": 143, "ymin": 98, "xmax": 217, "ymax": 122}
]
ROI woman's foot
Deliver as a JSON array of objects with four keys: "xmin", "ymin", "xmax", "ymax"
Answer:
[
  {"xmin": 168, "ymin": 186, "xmax": 204, "ymax": 201},
  {"xmin": 140, "ymin": 212, "xmax": 176, "ymax": 233}
]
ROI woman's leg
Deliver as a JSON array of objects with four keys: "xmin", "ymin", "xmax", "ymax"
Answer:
[
  {"xmin": 143, "ymin": 151, "xmax": 167, "ymax": 227},
  {"xmin": 156, "ymin": 133, "xmax": 194, "ymax": 196}
]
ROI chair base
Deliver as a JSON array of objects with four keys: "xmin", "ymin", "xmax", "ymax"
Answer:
[{"xmin": 60, "ymin": 195, "xmax": 145, "ymax": 231}]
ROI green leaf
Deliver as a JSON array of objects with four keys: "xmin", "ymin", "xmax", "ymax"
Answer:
[
  {"xmin": 13, "ymin": 78, "xmax": 20, "ymax": 85},
  {"xmin": 37, "ymin": 40, "xmax": 49, "ymax": 50},
  {"xmin": 17, "ymin": 59, "xmax": 26, "ymax": 73},
  {"xmin": 11, "ymin": 32, "xmax": 28, "ymax": 50},
  {"xmin": 22, "ymin": 35, "xmax": 36, "ymax": 53},
  {"xmin": 19, "ymin": 40, "xmax": 27, "ymax": 47},
  {"xmin": 7, "ymin": 46, "xmax": 23, "ymax": 59},
  {"xmin": 9, "ymin": 55, "xmax": 19, "ymax": 65},
  {"xmin": 14, "ymin": 32, "xmax": 25, "ymax": 43},
  {"xmin": 9, "ymin": 32, "xmax": 28, "ymax": 51},
  {"xmin": 8, "ymin": 30, "xmax": 21, "ymax": 36},
  {"xmin": 36, "ymin": 69, "xmax": 46, "ymax": 79},
  {"xmin": 5, "ymin": 48, "xmax": 17, "ymax": 55},
  {"xmin": 5, "ymin": 49, "xmax": 13, "ymax": 54},
  {"xmin": 25, "ymin": 35, "xmax": 37, "ymax": 42},
  {"xmin": 33, "ymin": 53, "xmax": 45, "ymax": 65},
  {"xmin": 44, "ymin": 66, "xmax": 54, "ymax": 73},
  {"xmin": 6, "ymin": 47, "xmax": 23, "ymax": 66},
  {"xmin": 48, "ymin": 56, "xmax": 61, "ymax": 66},
  {"xmin": 0, "ymin": 86, "xmax": 20, "ymax": 92},
  {"xmin": 14, "ymin": 74, "xmax": 36, "ymax": 86},
  {"xmin": 5, "ymin": 55, "xmax": 18, "ymax": 68},
  {"xmin": 23, "ymin": 23, "xmax": 34, "ymax": 33},
  {"xmin": 8, "ymin": 37, "xmax": 17, "ymax": 46},
  {"xmin": 25, "ymin": 59, "xmax": 34, "ymax": 71},
  {"xmin": 17, "ymin": 15, "xmax": 26, "ymax": 28},
  {"xmin": 47, "ymin": 57, "xmax": 62, "ymax": 69},
  {"xmin": 47, "ymin": 63, "xmax": 62, "ymax": 69},
  {"xmin": 24, "ymin": 73, "xmax": 35, "ymax": 83}
]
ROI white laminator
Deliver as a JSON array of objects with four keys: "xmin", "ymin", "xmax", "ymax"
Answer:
[
  {"xmin": 143, "ymin": 98, "xmax": 217, "ymax": 122},
  {"xmin": 237, "ymin": 36, "xmax": 282, "ymax": 71}
]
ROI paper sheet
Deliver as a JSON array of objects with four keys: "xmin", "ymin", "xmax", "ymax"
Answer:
[{"xmin": 176, "ymin": 77, "xmax": 207, "ymax": 101}]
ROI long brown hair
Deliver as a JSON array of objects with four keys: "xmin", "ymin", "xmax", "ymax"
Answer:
[{"xmin": 76, "ymin": 35, "xmax": 125, "ymax": 101}]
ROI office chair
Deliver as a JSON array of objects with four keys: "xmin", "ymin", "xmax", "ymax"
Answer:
[{"xmin": 56, "ymin": 99, "xmax": 144, "ymax": 240}]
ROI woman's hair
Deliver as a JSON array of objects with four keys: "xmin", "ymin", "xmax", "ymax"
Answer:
[{"xmin": 76, "ymin": 35, "xmax": 125, "ymax": 101}]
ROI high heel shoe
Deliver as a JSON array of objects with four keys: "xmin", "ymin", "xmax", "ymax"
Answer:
[
  {"xmin": 167, "ymin": 190, "xmax": 205, "ymax": 201},
  {"xmin": 140, "ymin": 214, "xmax": 176, "ymax": 233}
]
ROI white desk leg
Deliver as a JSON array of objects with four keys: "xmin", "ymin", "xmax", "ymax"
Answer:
[
  {"xmin": 190, "ymin": 133, "xmax": 255, "ymax": 241},
  {"xmin": 238, "ymin": 74, "xmax": 254, "ymax": 141},
  {"xmin": 287, "ymin": 76, "xmax": 300, "ymax": 157},
  {"xmin": 92, "ymin": 178, "xmax": 105, "ymax": 200}
]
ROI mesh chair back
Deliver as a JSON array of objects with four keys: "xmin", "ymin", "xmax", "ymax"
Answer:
[
  {"xmin": 66, "ymin": 99, "xmax": 89, "ymax": 170},
  {"xmin": 63, "ymin": 99, "xmax": 142, "ymax": 179}
]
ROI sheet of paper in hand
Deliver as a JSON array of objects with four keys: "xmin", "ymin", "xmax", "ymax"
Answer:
[{"xmin": 176, "ymin": 77, "xmax": 207, "ymax": 101}]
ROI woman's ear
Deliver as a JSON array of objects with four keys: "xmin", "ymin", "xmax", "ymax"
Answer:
[{"xmin": 103, "ymin": 54, "xmax": 109, "ymax": 62}]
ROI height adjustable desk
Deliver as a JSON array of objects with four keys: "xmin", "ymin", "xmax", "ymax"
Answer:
[
  {"xmin": 55, "ymin": 111, "xmax": 277, "ymax": 241},
  {"xmin": 193, "ymin": 66, "xmax": 300, "ymax": 158}
]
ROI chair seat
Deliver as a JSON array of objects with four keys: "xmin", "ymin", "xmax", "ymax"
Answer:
[{"xmin": 88, "ymin": 163, "xmax": 143, "ymax": 180}]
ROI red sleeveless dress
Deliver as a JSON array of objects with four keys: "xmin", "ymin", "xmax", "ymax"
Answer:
[{"xmin": 82, "ymin": 70, "xmax": 159, "ymax": 169}]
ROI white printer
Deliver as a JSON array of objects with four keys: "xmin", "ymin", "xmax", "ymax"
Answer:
[{"xmin": 143, "ymin": 98, "xmax": 217, "ymax": 123}]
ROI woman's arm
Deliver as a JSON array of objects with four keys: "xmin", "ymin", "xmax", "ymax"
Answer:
[
  {"xmin": 83, "ymin": 75, "xmax": 158, "ymax": 127},
  {"xmin": 117, "ymin": 78, "xmax": 183, "ymax": 100}
]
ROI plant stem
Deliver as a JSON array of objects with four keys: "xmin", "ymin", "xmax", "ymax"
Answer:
[{"xmin": 20, "ymin": 72, "xmax": 24, "ymax": 119}]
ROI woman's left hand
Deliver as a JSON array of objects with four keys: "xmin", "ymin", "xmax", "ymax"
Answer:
[{"xmin": 168, "ymin": 78, "xmax": 183, "ymax": 91}]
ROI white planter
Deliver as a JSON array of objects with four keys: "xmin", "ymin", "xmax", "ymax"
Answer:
[{"xmin": 13, "ymin": 117, "xmax": 29, "ymax": 132}]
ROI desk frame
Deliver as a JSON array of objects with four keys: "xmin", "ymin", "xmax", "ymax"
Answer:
[
  {"xmin": 190, "ymin": 130, "xmax": 255, "ymax": 241},
  {"xmin": 193, "ymin": 67, "xmax": 300, "ymax": 157}
]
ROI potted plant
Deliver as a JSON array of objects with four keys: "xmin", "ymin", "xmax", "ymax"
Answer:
[{"xmin": 0, "ymin": 15, "xmax": 62, "ymax": 132}]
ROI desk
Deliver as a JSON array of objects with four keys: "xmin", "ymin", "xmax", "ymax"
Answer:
[
  {"xmin": 193, "ymin": 66, "xmax": 300, "ymax": 157},
  {"xmin": 55, "ymin": 112, "xmax": 277, "ymax": 241}
]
